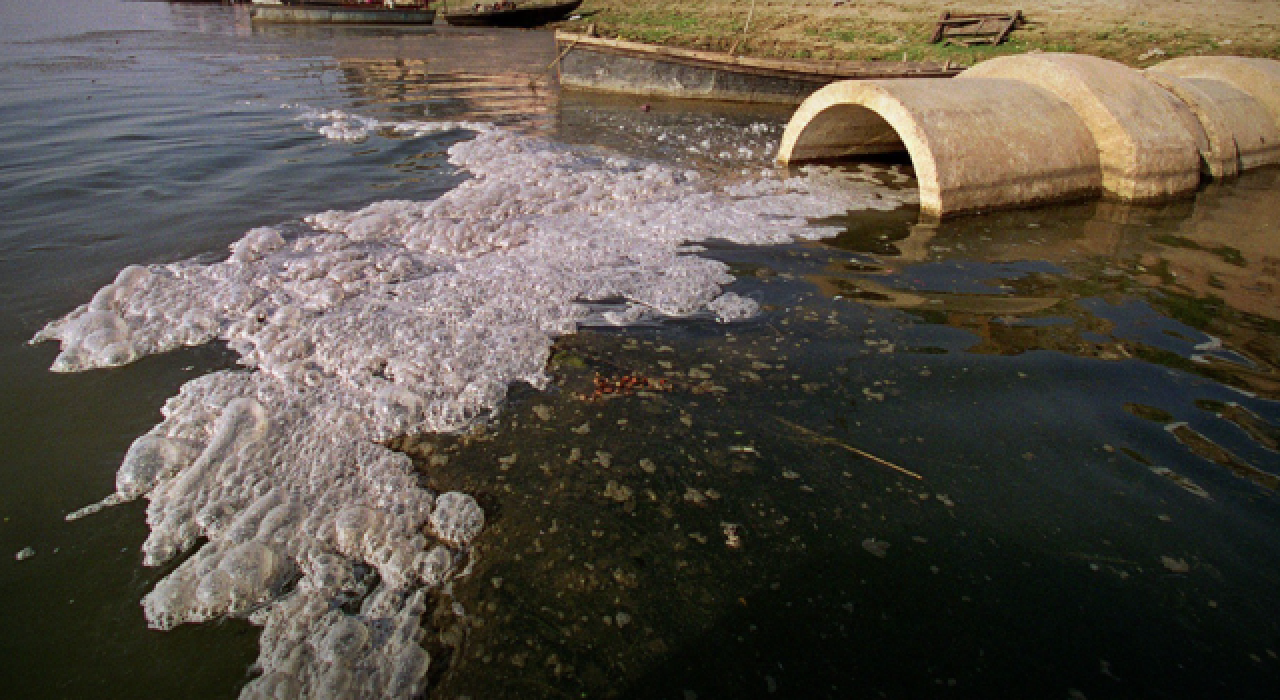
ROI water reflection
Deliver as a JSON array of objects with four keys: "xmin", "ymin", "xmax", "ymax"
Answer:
[
  {"xmin": 240, "ymin": 23, "xmax": 561, "ymax": 127},
  {"xmin": 817, "ymin": 170, "xmax": 1280, "ymax": 400},
  {"xmin": 333, "ymin": 57, "xmax": 558, "ymax": 126}
]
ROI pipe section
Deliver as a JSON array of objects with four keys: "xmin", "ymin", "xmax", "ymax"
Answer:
[
  {"xmin": 776, "ymin": 78, "xmax": 1101, "ymax": 217},
  {"xmin": 776, "ymin": 54, "xmax": 1280, "ymax": 217}
]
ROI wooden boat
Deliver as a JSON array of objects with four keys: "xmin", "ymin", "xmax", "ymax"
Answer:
[
  {"xmin": 249, "ymin": 1, "xmax": 437, "ymax": 25},
  {"xmin": 443, "ymin": 0, "xmax": 582, "ymax": 28},
  {"xmin": 554, "ymin": 31, "xmax": 964, "ymax": 105}
]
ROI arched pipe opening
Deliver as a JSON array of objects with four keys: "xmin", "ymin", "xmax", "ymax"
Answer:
[{"xmin": 777, "ymin": 78, "xmax": 1103, "ymax": 219}]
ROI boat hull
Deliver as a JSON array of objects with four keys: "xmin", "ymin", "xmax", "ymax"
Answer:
[
  {"xmin": 250, "ymin": 5, "xmax": 437, "ymax": 24},
  {"xmin": 443, "ymin": 0, "xmax": 581, "ymax": 28},
  {"xmin": 555, "ymin": 32, "xmax": 962, "ymax": 105}
]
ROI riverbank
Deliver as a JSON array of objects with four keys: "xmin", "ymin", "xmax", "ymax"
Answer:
[{"xmin": 556, "ymin": 0, "xmax": 1280, "ymax": 66}]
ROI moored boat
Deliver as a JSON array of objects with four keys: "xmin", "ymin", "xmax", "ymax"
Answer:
[
  {"xmin": 443, "ymin": 0, "xmax": 581, "ymax": 28},
  {"xmin": 249, "ymin": 1, "xmax": 437, "ymax": 25},
  {"xmin": 554, "ymin": 31, "xmax": 963, "ymax": 105}
]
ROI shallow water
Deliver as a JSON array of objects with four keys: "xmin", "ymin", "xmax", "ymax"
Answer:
[
  {"xmin": 416, "ymin": 187, "xmax": 1280, "ymax": 699},
  {"xmin": 2, "ymin": 2, "xmax": 1280, "ymax": 698}
]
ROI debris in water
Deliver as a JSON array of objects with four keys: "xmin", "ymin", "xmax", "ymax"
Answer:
[
  {"xmin": 602, "ymin": 480, "xmax": 633, "ymax": 503},
  {"xmin": 722, "ymin": 522, "xmax": 743, "ymax": 549},
  {"xmin": 587, "ymin": 373, "xmax": 670, "ymax": 400},
  {"xmin": 14, "ymin": 547, "xmax": 35, "ymax": 561},
  {"xmin": 1161, "ymin": 556, "xmax": 1191, "ymax": 573},
  {"xmin": 1150, "ymin": 467, "xmax": 1212, "ymax": 500},
  {"xmin": 862, "ymin": 538, "xmax": 890, "ymax": 559},
  {"xmin": 777, "ymin": 417, "xmax": 923, "ymax": 480}
]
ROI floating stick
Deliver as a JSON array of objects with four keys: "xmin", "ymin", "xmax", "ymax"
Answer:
[{"xmin": 776, "ymin": 416, "xmax": 924, "ymax": 480}]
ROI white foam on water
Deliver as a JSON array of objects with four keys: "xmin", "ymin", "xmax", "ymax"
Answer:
[
  {"xmin": 290, "ymin": 105, "xmax": 491, "ymax": 142},
  {"xmin": 34, "ymin": 120, "xmax": 910, "ymax": 698},
  {"xmin": 577, "ymin": 112, "xmax": 784, "ymax": 169}
]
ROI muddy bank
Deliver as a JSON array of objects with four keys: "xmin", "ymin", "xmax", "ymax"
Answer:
[{"xmin": 559, "ymin": 0, "xmax": 1280, "ymax": 66}]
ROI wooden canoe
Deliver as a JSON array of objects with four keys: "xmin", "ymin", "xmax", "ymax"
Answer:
[
  {"xmin": 554, "ymin": 31, "xmax": 963, "ymax": 105},
  {"xmin": 443, "ymin": 0, "xmax": 582, "ymax": 28},
  {"xmin": 249, "ymin": 2, "xmax": 438, "ymax": 25}
]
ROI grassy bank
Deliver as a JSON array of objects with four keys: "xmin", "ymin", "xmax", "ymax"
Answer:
[{"xmin": 553, "ymin": 0, "xmax": 1280, "ymax": 66}]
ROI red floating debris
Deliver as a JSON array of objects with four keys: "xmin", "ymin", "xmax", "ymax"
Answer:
[{"xmin": 584, "ymin": 373, "xmax": 672, "ymax": 400}]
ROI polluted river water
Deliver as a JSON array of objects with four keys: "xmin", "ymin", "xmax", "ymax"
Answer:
[{"xmin": 2, "ymin": 1, "xmax": 1279, "ymax": 698}]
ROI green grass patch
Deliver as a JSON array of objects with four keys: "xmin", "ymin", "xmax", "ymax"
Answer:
[
  {"xmin": 624, "ymin": 11, "xmax": 701, "ymax": 31},
  {"xmin": 876, "ymin": 38, "xmax": 1044, "ymax": 64},
  {"xmin": 625, "ymin": 28, "xmax": 676, "ymax": 43},
  {"xmin": 822, "ymin": 29, "xmax": 901, "ymax": 45},
  {"xmin": 1096, "ymin": 26, "xmax": 1130, "ymax": 41}
]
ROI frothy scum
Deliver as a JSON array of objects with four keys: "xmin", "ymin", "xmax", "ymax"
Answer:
[{"xmin": 33, "ymin": 115, "xmax": 911, "ymax": 698}]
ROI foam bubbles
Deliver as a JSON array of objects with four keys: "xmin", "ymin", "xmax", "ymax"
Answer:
[
  {"xmin": 429, "ymin": 492, "xmax": 485, "ymax": 548},
  {"xmin": 35, "ymin": 122, "xmax": 909, "ymax": 698},
  {"xmin": 291, "ymin": 105, "xmax": 490, "ymax": 143},
  {"xmin": 707, "ymin": 292, "xmax": 760, "ymax": 323},
  {"xmin": 118, "ymin": 434, "xmax": 201, "ymax": 499}
]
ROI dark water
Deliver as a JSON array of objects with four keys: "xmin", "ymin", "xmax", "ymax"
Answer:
[
  {"xmin": 2, "ymin": 2, "xmax": 1279, "ymax": 698},
  {"xmin": 418, "ymin": 181, "xmax": 1280, "ymax": 699}
]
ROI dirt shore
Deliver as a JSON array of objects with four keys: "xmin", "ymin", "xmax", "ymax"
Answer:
[{"xmin": 555, "ymin": 0, "xmax": 1280, "ymax": 65}]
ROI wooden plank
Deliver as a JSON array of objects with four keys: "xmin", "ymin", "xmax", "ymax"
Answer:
[
  {"xmin": 929, "ymin": 10, "xmax": 951, "ymax": 43},
  {"xmin": 930, "ymin": 10, "xmax": 1023, "ymax": 45},
  {"xmin": 993, "ymin": 10, "xmax": 1024, "ymax": 45}
]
